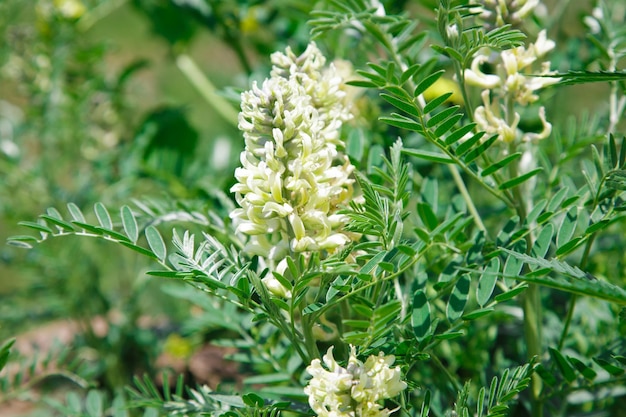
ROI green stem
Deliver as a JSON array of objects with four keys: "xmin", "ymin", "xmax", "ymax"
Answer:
[
  {"xmin": 557, "ymin": 232, "xmax": 597, "ymax": 349},
  {"xmin": 175, "ymin": 54, "xmax": 239, "ymax": 127},
  {"xmin": 524, "ymin": 283, "xmax": 543, "ymax": 417},
  {"xmin": 301, "ymin": 314, "xmax": 321, "ymax": 360},
  {"xmin": 431, "ymin": 353, "xmax": 463, "ymax": 394},
  {"xmin": 449, "ymin": 164, "xmax": 487, "ymax": 234},
  {"xmin": 506, "ymin": 135, "xmax": 543, "ymax": 417},
  {"xmin": 557, "ymin": 294, "xmax": 577, "ymax": 351},
  {"xmin": 76, "ymin": 0, "xmax": 128, "ymax": 32},
  {"xmin": 452, "ymin": 60, "xmax": 474, "ymax": 121}
]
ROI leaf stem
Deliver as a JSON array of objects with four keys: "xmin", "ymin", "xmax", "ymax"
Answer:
[
  {"xmin": 175, "ymin": 54, "xmax": 239, "ymax": 127},
  {"xmin": 557, "ymin": 227, "xmax": 597, "ymax": 349},
  {"xmin": 448, "ymin": 164, "xmax": 487, "ymax": 234},
  {"xmin": 430, "ymin": 353, "xmax": 463, "ymax": 394},
  {"xmin": 506, "ymin": 137, "xmax": 543, "ymax": 417}
]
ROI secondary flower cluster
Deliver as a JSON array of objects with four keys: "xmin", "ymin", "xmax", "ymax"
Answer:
[
  {"xmin": 231, "ymin": 43, "xmax": 355, "ymax": 267},
  {"xmin": 305, "ymin": 346, "xmax": 407, "ymax": 417},
  {"xmin": 471, "ymin": 0, "xmax": 543, "ymax": 27},
  {"xmin": 465, "ymin": 30, "xmax": 560, "ymax": 143}
]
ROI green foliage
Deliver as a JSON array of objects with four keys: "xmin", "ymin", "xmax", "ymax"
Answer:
[
  {"xmin": 127, "ymin": 373, "xmax": 293, "ymax": 417},
  {"xmin": 0, "ymin": 339, "xmax": 15, "ymax": 373},
  {"xmin": 0, "ymin": 340, "xmax": 101, "ymax": 408},
  {"xmin": 5, "ymin": 1, "xmax": 626, "ymax": 417},
  {"xmin": 435, "ymin": 1, "xmax": 526, "ymax": 68}
]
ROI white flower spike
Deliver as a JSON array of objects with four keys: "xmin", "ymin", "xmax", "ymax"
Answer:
[
  {"xmin": 231, "ymin": 43, "xmax": 356, "ymax": 287},
  {"xmin": 305, "ymin": 346, "xmax": 407, "ymax": 417}
]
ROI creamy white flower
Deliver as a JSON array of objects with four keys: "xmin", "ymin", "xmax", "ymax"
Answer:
[
  {"xmin": 464, "ymin": 54, "xmax": 501, "ymax": 89},
  {"xmin": 305, "ymin": 346, "xmax": 407, "ymax": 417},
  {"xmin": 472, "ymin": 0, "xmax": 542, "ymax": 26},
  {"xmin": 231, "ymin": 43, "xmax": 356, "ymax": 295},
  {"xmin": 531, "ymin": 30, "xmax": 556, "ymax": 59},
  {"xmin": 446, "ymin": 23, "xmax": 459, "ymax": 41},
  {"xmin": 53, "ymin": 0, "xmax": 86, "ymax": 19},
  {"xmin": 261, "ymin": 275, "xmax": 292, "ymax": 298},
  {"xmin": 466, "ymin": 29, "xmax": 559, "ymax": 143},
  {"xmin": 474, "ymin": 91, "xmax": 520, "ymax": 143},
  {"xmin": 511, "ymin": 0, "xmax": 540, "ymax": 21},
  {"xmin": 521, "ymin": 106, "xmax": 552, "ymax": 142}
]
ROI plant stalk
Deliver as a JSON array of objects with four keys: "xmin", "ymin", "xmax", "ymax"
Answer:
[
  {"xmin": 506, "ymin": 135, "xmax": 543, "ymax": 417},
  {"xmin": 449, "ymin": 164, "xmax": 487, "ymax": 233},
  {"xmin": 176, "ymin": 54, "xmax": 239, "ymax": 127}
]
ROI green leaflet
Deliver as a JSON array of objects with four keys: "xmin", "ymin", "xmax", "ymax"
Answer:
[
  {"xmin": 499, "ymin": 168, "xmax": 543, "ymax": 190},
  {"xmin": 121, "ymin": 205, "xmax": 139, "ymax": 244},
  {"xmin": 94, "ymin": 202, "xmax": 113, "ymax": 230},
  {"xmin": 481, "ymin": 153, "xmax": 522, "ymax": 177},
  {"xmin": 402, "ymin": 148, "xmax": 453, "ymax": 163},
  {"xmin": 477, "ymin": 258, "xmax": 500, "ymax": 307},
  {"xmin": 447, "ymin": 274, "xmax": 470, "ymax": 322},
  {"xmin": 0, "ymin": 338, "xmax": 15, "ymax": 372},
  {"xmin": 67, "ymin": 202, "xmax": 86, "ymax": 223},
  {"xmin": 412, "ymin": 289, "xmax": 431, "ymax": 342},
  {"xmin": 414, "ymin": 70, "xmax": 445, "ymax": 96},
  {"xmin": 145, "ymin": 226, "xmax": 167, "ymax": 262},
  {"xmin": 501, "ymin": 248, "xmax": 626, "ymax": 305}
]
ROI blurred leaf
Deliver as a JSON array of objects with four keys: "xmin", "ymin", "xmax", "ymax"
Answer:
[
  {"xmin": 86, "ymin": 390, "xmax": 104, "ymax": 417},
  {"xmin": 17, "ymin": 221, "xmax": 53, "ymax": 235},
  {"xmin": 549, "ymin": 348, "xmax": 576, "ymax": 383},
  {"xmin": 463, "ymin": 307, "xmax": 494, "ymax": 321},
  {"xmin": 568, "ymin": 356, "xmax": 597, "ymax": 381},
  {"xmin": 132, "ymin": 0, "xmax": 199, "ymax": 45},
  {"xmin": 417, "ymin": 202, "xmax": 438, "ymax": 230},
  {"xmin": 40, "ymin": 214, "xmax": 75, "ymax": 232},
  {"xmin": 135, "ymin": 107, "xmax": 199, "ymax": 177},
  {"xmin": 67, "ymin": 203, "xmax": 86, "ymax": 223},
  {"xmin": 0, "ymin": 338, "xmax": 15, "ymax": 371}
]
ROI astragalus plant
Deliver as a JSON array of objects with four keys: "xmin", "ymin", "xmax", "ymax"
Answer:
[{"xmin": 6, "ymin": 1, "xmax": 626, "ymax": 417}]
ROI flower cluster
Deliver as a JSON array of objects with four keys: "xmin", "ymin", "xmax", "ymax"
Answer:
[
  {"xmin": 471, "ymin": 0, "xmax": 544, "ymax": 27},
  {"xmin": 36, "ymin": 0, "xmax": 86, "ymax": 21},
  {"xmin": 304, "ymin": 346, "xmax": 407, "ymax": 417},
  {"xmin": 465, "ymin": 30, "xmax": 560, "ymax": 143},
  {"xmin": 231, "ymin": 43, "xmax": 355, "ymax": 269}
]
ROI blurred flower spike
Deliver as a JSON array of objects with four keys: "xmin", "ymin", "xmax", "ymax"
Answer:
[
  {"xmin": 465, "ymin": 30, "xmax": 560, "ymax": 143},
  {"xmin": 472, "ymin": 0, "xmax": 544, "ymax": 27},
  {"xmin": 231, "ymin": 43, "xmax": 356, "ymax": 265},
  {"xmin": 305, "ymin": 346, "xmax": 407, "ymax": 417},
  {"xmin": 53, "ymin": 0, "xmax": 86, "ymax": 19}
]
